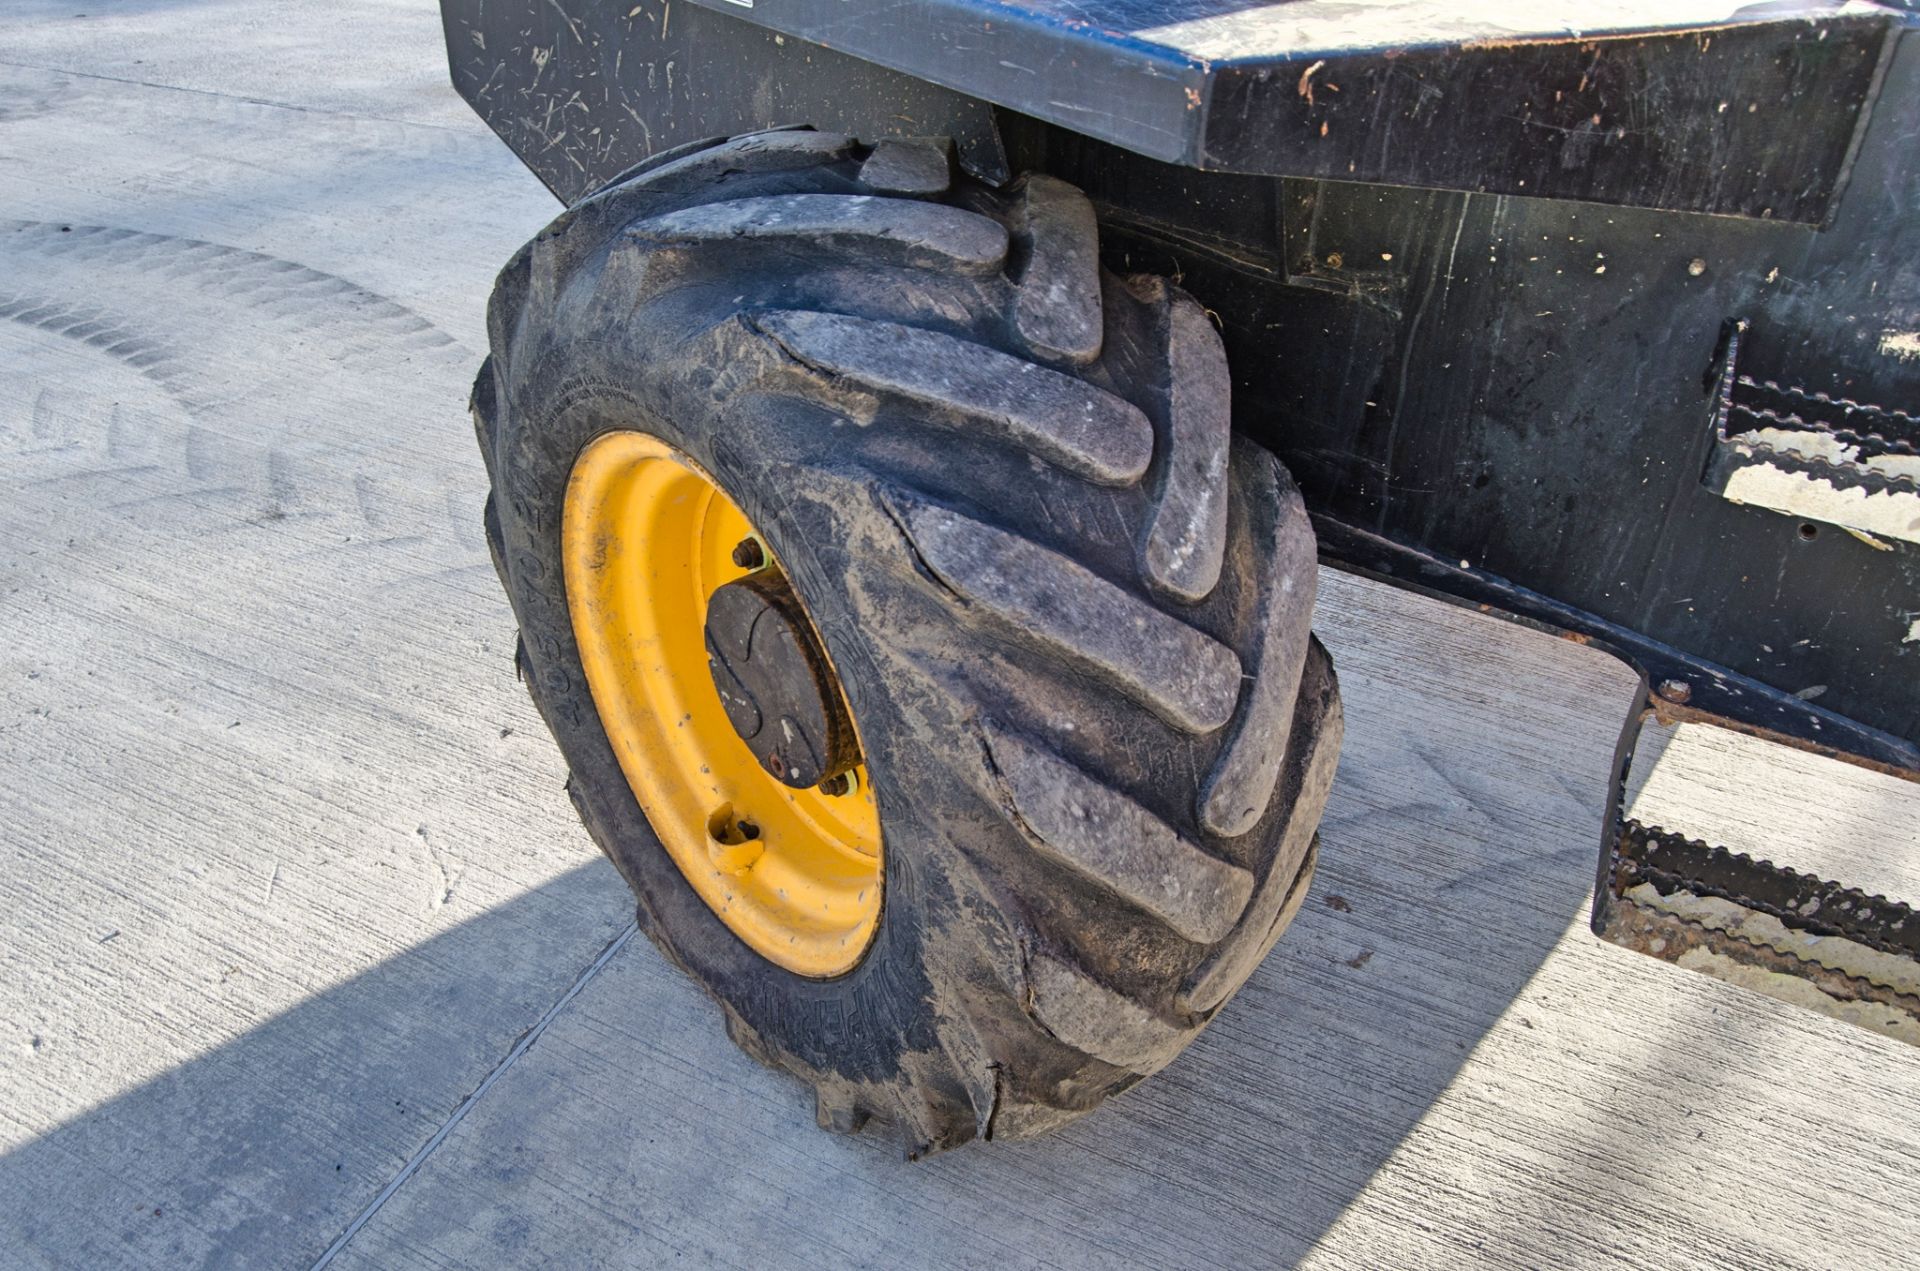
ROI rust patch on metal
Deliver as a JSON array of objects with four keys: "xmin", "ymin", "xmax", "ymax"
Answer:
[
  {"xmin": 1601, "ymin": 894, "xmax": 1920, "ymax": 1046},
  {"xmin": 1655, "ymin": 678, "xmax": 1692, "ymax": 704}
]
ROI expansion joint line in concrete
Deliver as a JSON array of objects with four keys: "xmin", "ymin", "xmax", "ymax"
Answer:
[{"xmin": 308, "ymin": 920, "xmax": 641, "ymax": 1269}]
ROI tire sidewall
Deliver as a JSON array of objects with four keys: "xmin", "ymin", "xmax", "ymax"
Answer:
[{"xmin": 493, "ymin": 325, "xmax": 960, "ymax": 1089}]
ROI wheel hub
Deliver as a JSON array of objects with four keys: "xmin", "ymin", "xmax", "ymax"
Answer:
[
  {"xmin": 704, "ymin": 568, "xmax": 861, "ymax": 789},
  {"xmin": 560, "ymin": 431, "xmax": 881, "ymax": 977}
]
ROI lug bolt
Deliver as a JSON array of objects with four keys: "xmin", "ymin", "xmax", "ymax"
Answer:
[
  {"xmin": 731, "ymin": 537, "xmax": 766, "ymax": 570},
  {"xmin": 819, "ymin": 773, "xmax": 851, "ymax": 797},
  {"xmin": 1656, "ymin": 679, "xmax": 1692, "ymax": 705}
]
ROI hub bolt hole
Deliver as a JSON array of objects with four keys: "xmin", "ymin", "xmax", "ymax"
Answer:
[
  {"xmin": 706, "ymin": 804, "xmax": 764, "ymax": 873},
  {"xmin": 707, "ymin": 803, "xmax": 762, "ymax": 845}
]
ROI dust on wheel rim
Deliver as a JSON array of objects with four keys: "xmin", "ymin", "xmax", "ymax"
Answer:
[{"xmin": 562, "ymin": 431, "xmax": 881, "ymax": 977}]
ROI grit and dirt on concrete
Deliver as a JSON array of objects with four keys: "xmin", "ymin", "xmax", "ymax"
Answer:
[{"xmin": 2, "ymin": 3, "xmax": 1917, "ymax": 1268}]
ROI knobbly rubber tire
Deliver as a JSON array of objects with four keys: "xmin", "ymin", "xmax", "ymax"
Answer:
[{"xmin": 474, "ymin": 129, "xmax": 1343, "ymax": 1156}]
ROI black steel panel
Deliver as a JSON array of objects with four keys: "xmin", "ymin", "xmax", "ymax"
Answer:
[
  {"xmin": 441, "ymin": 0, "xmax": 1007, "ymax": 205},
  {"xmin": 1200, "ymin": 18, "xmax": 1891, "ymax": 225},
  {"xmin": 664, "ymin": 0, "xmax": 1901, "ymax": 221},
  {"xmin": 442, "ymin": 0, "xmax": 1902, "ymax": 221}
]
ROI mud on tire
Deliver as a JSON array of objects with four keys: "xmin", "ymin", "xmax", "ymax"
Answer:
[{"xmin": 474, "ymin": 129, "xmax": 1343, "ymax": 1156}]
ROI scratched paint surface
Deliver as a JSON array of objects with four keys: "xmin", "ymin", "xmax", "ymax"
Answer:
[
  {"xmin": 1124, "ymin": 0, "xmax": 1891, "ymax": 57},
  {"xmin": 560, "ymin": 0, "xmax": 1898, "ymax": 218}
]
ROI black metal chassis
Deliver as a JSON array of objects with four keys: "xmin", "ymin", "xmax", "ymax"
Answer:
[{"xmin": 440, "ymin": 0, "xmax": 1920, "ymax": 954}]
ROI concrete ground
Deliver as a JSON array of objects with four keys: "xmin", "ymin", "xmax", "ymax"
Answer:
[{"xmin": 1, "ymin": 3, "xmax": 1916, "ymax": 1267}]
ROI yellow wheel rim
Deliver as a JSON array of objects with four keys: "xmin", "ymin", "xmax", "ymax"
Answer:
[{"xmin": 562, "ymin": 431, "xmax": 881, "ymax": 977}]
